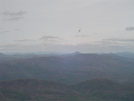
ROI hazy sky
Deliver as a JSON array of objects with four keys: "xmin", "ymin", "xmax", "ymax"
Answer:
[{"xmin": 0, "ymin": 0, "xmax": 134, "ymax": 53}]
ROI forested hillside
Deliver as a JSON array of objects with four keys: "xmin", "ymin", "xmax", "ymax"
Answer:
[{"xmin": 0, "ymin": 78, "xmax": 134, "ymax": 101}]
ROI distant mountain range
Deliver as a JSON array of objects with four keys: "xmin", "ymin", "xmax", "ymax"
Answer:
[
  {"xmin": 0, "ymin": 53, "xmax": 5, "ymax": 56},
  {"xmin": 114, "ymin": 52, "xmax": 134, "ymax": 59},
  {"xmin": 0, "ymin": 52, "xmax": 134, "ymax": 84}
]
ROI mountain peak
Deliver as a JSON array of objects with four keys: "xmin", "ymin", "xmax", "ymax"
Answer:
[
  {"xmin": 0, "ymin": 53, "xmax": 5, "ymax": 56},
  {"xmin": 72, "ymin": 51, "xmax": 81, "ymax": 55}
]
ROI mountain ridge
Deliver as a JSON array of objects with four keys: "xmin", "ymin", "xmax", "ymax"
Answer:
[{"xmin": 0, "ymin": 53, "xmax": 134, "ymax": 84}]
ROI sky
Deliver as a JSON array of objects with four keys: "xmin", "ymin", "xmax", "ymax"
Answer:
[{"xmin": 0, "ymin": 0, "xmax": 134, "ymax": 53}]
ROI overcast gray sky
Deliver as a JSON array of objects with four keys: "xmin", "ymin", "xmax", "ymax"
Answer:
[{"xmin": 0, "ymin": 0, "xmax": 134, "ymax": 53}]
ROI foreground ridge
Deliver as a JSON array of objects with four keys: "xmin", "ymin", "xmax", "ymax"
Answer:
[{"xmin": 0, "ymin": 78, "xmax": 134, "ymax": 101}]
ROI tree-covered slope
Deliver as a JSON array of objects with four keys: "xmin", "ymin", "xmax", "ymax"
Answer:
[
  {"xmin": 70, "ymin": 78, "xmax": 134, "ymax": 101},
  {"xmin": 0, "ymin": 78, "xmax": 134, "ymax": 101},
  {"xmin": 0, "ymin": 79, "xmax": 83, "ymax": 101}
]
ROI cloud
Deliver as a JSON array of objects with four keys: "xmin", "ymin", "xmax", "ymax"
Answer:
[
  {"xmin": 3, "ymin": 17, "xmax": 24, "ymax": 21},
  {"xmin": 125, "ymin": 27, "xmax": 134, "ymax": 31},
  {"xmin": 0, "ymin": 44, "xmax": 19, "ymax": 49},
  {"xmin": 102, "ymin": 38, "xmax": 134, "ymax": 42},
  {"xmin": 0, "ymin": 28, "xmax": 21, "ymax": 34},
  {"xmin": 15, "ymin": 39, "xmax": 35, "ymax": 42},
  {"xmin": 2, "ymin": 11, "xmax": 26, "ymax": 21},
  {"xmin": 89, "ymin": 38, "xmax": 134, "ymax": 50},
  {"xmin": 39, "ymin": 35, "xmax": 65, "ymax": 43},
  {"xmin": 40, "ymin": 35, "xmax": 59, "ymax": 40},
  {"xmin": 75, "ymin": 35, "xmax": 89, "ymax": 37},
  {"xmin": 0, "ymin": 31, "xmax": 9, "ymax": 34},
  {"xmin": 14, "ymin": 29, "xmax": 21, "ymax": 31},
  {"xmin": 0, "ymin": 28, "xmax": 10, "ymax": 34},
  {"xmin": 2, "ymin": 11, "xmax": 26, "ymax": 16},
  {"xmin": 0, "ymin": 40, "xmax": 134, "ymax": 53}
]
